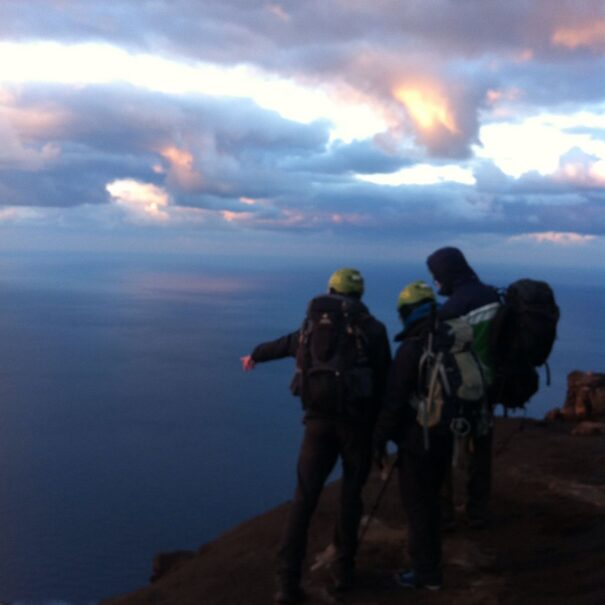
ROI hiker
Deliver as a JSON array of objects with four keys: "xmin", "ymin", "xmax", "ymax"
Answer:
[
  {"xmin": 372, "ymin": 280, "xmax": 457, "ymax": 591},
  {"xmin": 241, "ymin": 268, "xmax": 391, "ymax": 604},
  {"xmin": 426, "ymin": 246, "xmax": 500, "ymax": 528}
]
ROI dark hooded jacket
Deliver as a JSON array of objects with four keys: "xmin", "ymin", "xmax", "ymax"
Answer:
[
  {"xmin": 427, "ymin": 247, "xmax": 499, "ymax": 320},
  {"xmin": 427, "ymin": 246, "xmax": 500, "ymax": 393}
]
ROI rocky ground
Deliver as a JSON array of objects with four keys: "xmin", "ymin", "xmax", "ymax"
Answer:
[{"xmin": 103, "ymin": 418, "xmax": 605, "ymax": 605}]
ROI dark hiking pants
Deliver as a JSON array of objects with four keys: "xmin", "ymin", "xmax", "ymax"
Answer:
[
  {"xmin": 276, "ymin": 417, "xmax": 372, "ymax": 583},
  {"xmin": 466, "ymin": 428, "xmax": 493, "ymax": 520},
  {"xmin": 441, "ymin": 427, "xmax": 493, "ymax": 523},
  {"xmin": 398, "ymin": 426, "xmax": 453, "ymax": 585}
]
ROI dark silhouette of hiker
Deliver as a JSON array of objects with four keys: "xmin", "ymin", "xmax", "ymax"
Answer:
[
  {"xmin": 373, "ymin": 280, "xmax": 451, "ymax": 590},
  {"xmin": 242, "ymin": 268, "xmax": 391, "ymax": 603},
  {"xmin": 427, "ymin": 247, "xmax": 500, "ymax": 528}
]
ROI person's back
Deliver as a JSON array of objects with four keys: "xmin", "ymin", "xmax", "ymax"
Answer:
[
  {"xmin": 242, "ymin": 268, "xmax": 391, "ymax": 603},
  {"xmin": 426, "ymin": 247, "xmax": 499, "ymax": 528},
  {"xmin": 372, "ymin": 280, "xmax": 452, "ymax": 591},
  {"xmin": 427, "ymin": 246, "xmax": 499, "ymax": 383}
]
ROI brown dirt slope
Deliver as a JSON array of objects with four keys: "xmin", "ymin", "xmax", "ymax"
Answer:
[{"xmin": 103, "ymin": 418, "xmax": 605, "ymax": 605}]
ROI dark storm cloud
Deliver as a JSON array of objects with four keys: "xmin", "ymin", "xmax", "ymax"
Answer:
[
  {"xmin": 281, "ymin": 140, "xmax": 409, "ymax": 175},
  {"xmin": 0, "ymin": 83, "xmax": 331, "ymax": 207},
  {"xmin": 1, "ymin": 0, "xmax": 604, "ymax": 158},
  {"xmin": 1, "ymin": 78, "xmax": 603, "ymax": 240},
  {"xmin": 4, "ymin": 1, "xmax": 601, "ymax": 64},
  {"xmin": 1, "ymin": 0, "xmax": 604, "ymax": 244}
]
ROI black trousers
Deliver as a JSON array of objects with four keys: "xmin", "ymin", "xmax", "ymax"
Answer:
[
  {"xmin": 466, "ymin": 429, "xmax": 493, "ymax": 518},
  {"xmin": 442, "ymin": 427, "xmax": 493, "ymax": 522},
  {"xmin": 398, "ymin": 425, "xmax": 453, "ymax": 585},
  {"xmin": 276, "ymin": 417, "xmax": 372, "ymax": 582}
]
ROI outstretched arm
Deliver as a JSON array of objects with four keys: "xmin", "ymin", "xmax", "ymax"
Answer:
[
  {"xmin": 241, "ymin": 330, "xmax": 300, "ymax": 372},
  {"xmin": 240, "ymin": 355, "xmax": 256, "ymax": 371}
]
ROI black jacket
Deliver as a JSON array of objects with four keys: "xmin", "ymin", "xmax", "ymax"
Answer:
[
  {"xmin": 251, "ymin": 294, "xmax": 391, "ymax": 422},
  {"xmin": 427, "ymin": 247, "xmax": 499, "ymax": 319},
  {"xmin": 372, "ymin": 317, "xmax": 432, "ymax": 449}
]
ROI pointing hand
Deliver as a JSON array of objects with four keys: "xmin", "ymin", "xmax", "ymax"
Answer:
[{"xmin": 241, "ymin": 355, "xmax": 256, "ymax": 372}]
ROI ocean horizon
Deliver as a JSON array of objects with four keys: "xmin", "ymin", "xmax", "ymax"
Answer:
[{"xmin": 0, "ymin": 251, "xmax": 602, "ymax": 604}]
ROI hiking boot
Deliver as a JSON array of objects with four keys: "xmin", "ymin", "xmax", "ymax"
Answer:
[
  {"xmin": 332, "ymin": 565, "xmax": 355, "ymax": 592},
  {"xmin": 393, "ymin": 570, "xmax": 442, "ymax": 591},
  {"xmin": 273, "ymin": 586, "xmax": 304, "ymax": 604},
  {"xmin": 468, "ymin": 516, "xmax": 486, "ymax": 529},
  {"xmin": 466, "ymin": 511, "xmax": 489, "ymax": 529},
  {"xmin": 274, "ymin": 578, "xmax": 304, "ymax": 604}
]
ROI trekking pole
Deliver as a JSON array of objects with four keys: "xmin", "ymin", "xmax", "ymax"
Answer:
[
  {"xmin": 358, "ymin": 455, "xmax": 398, "ymax": 546},
  {"xmin": 309, "ymin": 456, "xmax": 398, "ymax": 573}
]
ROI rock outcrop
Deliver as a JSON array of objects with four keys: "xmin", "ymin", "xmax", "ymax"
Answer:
[{"xmin": 546, "ymin": 370, "xmax": 605, "ymax": 422}]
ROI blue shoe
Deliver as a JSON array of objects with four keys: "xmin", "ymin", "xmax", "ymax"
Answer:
[{"xmin": 394, "ymin": 570, "xmax": 442, "ymax": 591}]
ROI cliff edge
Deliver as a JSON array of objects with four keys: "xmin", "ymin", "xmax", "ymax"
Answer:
[{"xmin": 102, "ymin": 418, "xmax": 605, "ymax": 605}]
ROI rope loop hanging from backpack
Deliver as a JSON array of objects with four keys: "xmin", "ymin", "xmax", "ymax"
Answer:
[
  {"xmin": 450, "ymin": 416, "xmax": 471, "ymax": 467},
  {"xmin": 418, "ymin": 329, "xmax": 436, "ymax": 450}
]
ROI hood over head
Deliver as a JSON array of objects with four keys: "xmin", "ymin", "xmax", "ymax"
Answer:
[{"xmin": 426, "ymin": 247, "xmax": 478, "ymax": 296}]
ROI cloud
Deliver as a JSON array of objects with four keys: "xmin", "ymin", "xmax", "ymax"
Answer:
[
  {"xmin": 552, "ymin": 20, "xmax": 605, "ymax": 51},
  {"xmin": 0, "ymin": 78, "xmax": 602, "ymax": 243},
  {"xmin": 0, "ymin": 206, "xmax": 43, "ymax": 222},
  {"xmin": 157, "ymin": 146, "xmax": 204, "ymax": 191},
  {"xmin": 0, "ymin": 0, "xmax": 604, "ymax": 258},
  {"xmin": 106, "ymin": 179, "xmax": 172, "ymax": 222},
  {"xmin": 1, "ymin": 1, "xmax": 603, "ymax": 156},
  {"xmin": 358, "ymin": 164, "xmax": 476, "ymax": 186},
  {"xmin": 510, "ymin": 231, "xmax": 598, "ymax": 245},
  {"xmin": 0, "ymin": 100, "xmax": 63, "ymax": 170},
  {"xmin": 265, "ymin": 3, "xmax": 291, "ymax": 23},
  {"xmin": 554, "ymin": 148, "xmax": 605, "ymax": 188}
]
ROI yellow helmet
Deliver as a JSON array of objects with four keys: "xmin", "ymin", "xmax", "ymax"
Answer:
[
  {"xmin": 396, "ymin": 280, "xmax": 435, "ymax": 312},
  {"xmin": 328, "ymin": 268, "xmax": 364, "ymax": 296}
]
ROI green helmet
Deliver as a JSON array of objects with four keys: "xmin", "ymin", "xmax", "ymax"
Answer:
[
  {"xmin": 397, "ymin": 280, "xmax": 435, "ymax": 312},
  {"xmin": 328, "ymin": 268, "xmax": 364, "ymax": 296}
]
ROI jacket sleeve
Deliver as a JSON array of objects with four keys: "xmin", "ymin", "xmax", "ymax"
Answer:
[
  {"xmin": 373, "ymin": 339, "xmax": 420, "ymax": 446},
  {"xmin": 368, "ymin": 320, "xmax": 392, "ymax": 412},
  {"xmin": 251, "ymin": 330, "xmax": 300, "ymax": 363}
]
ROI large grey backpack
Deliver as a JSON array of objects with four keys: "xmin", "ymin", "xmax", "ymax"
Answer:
[{"xmin": 412, "ymin": 318, "xmax": 486, "ymax": 449}]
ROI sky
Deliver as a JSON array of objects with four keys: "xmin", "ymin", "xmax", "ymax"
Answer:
[{"xmin": 0, "ymin": 0, "xmax": 604, "ymax": 267}]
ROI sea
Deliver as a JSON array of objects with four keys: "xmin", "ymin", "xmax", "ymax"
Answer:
[{"xmin": 0, "ymin": 251, "xmax": 602, "ymax": 604}]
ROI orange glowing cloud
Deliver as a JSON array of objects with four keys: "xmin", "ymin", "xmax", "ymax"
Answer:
[
  {"xmin": 0, "ymin": 103, "xmax": 63, "ymax": 169},
  {"xmin": 486, "ymin": 87, "xmax": 523, "ymax": 105},
  {"xmin": 1, "ymin": 104, "xmax": 68, "ymax": 138},
  {"xmin": 394, "ymin": 86, "xmax": 458, "ymax": 134},
  {"xmin": 222, "ymin": 210, "xmax": 254, "ymax": 223},
  {"xmin": 552, "ymin": 21, "xmax": 605, "ymax": 50},
  {"xmin": 556, "ymin": 158, "xmax": 605, "ymax": 187},
  {"xmin": 515, "ymin": 48, "xmax": 534, "ymax": 63},
  {"xmin": 159, "ymin": 146, "xmax": 203, "ymax": 190}
]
